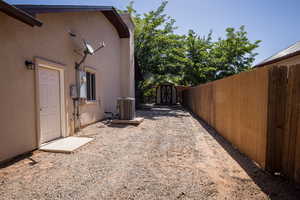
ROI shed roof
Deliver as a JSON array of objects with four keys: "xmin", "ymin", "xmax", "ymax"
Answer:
[
  {"xmin": 0, "ymin": 0, "xmax": 42, "ymax": 27},
  {"xmin": 14, "ymin": 4, "xmax": 130, "ymax": 38},
  {"xmin": 255, "ymin": 41, "xmax": 300, "ymax": 68}
]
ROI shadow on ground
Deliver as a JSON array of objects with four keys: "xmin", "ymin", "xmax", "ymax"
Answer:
[
  {"xmin": 137, "ymin": 104, "xmax": 190, "ymax": 120},
  {"xmin": 0, "ymin": 153, "xmax": 38, "ymax": 169},
  {"xmin": 186, "ymin": 109, "xmax": 300, "ymax": 200},
  {"xmin": 107, "ymin": 123, "xmax": 138, "ymax": 128},
  {"xmin": 137, "ymin": 104, "xmax": 300, "ymax": 199},
  {"xmin": 2, "ymin": 104, "xmax": 299, "ymax": 200}
]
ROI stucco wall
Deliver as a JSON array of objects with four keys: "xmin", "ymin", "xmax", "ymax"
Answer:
[
  {"xmin": 0, "ymin": 11, "xmax": 133, "ymax": 162},
  {"xmin": 120, "ymin": 14, "xmax": 135, "ymax": 98}
]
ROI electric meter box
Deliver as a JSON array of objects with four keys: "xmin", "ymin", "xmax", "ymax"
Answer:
[
  {"xmin": 70, "ymin": 84, "xmax": 77, "ymax": 99},
  {"xmin": 79, "ymin": 70, "xmax": 87, "ymax": 99},
  {"xmin": 70, "ymin": 70, "xmax": 87, "ymax": 99}
]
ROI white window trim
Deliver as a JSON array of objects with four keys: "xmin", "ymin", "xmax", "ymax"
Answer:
[{"xmin": 85, "ymin": 67, "xmax": 97, "ymax": 103}]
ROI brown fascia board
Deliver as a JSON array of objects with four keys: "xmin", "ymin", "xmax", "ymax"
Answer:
[
  {"xmin": 254, "ymin": 50, "xmax": 300, "ymax": 68},
  {"xmin": 102, "ymin": 9, "xmax": 130, "ymax": 38},
  {"xmin": 14, "ymin": 5, "xmax": 130, "ymax": 38},
  {"xmin": 0, "ymin": 1, "xmax": 42, "ymax": 27}
]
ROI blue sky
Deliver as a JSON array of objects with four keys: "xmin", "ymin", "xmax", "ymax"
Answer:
[{"xmin": 8, "ymin": 0, "xmax": 300, "ymax": 64}]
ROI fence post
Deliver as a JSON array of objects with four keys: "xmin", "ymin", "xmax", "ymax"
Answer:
[
  {"xmin": 266, "ymin": 66, "xmax": 288, "ymax": 173},
  {"xmin": 282, "ymin": 65, "xmax": 300, "ymax": 182}
]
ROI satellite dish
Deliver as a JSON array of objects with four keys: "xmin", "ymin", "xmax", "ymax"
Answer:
[{"xmin": 84, "ymin": 41, "xmax": 95, "ymax": 55}]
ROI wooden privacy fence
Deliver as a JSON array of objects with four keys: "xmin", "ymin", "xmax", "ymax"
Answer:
[{"xmin": 182, "ymin": 65, "xmax": 300, "ymax": 183}]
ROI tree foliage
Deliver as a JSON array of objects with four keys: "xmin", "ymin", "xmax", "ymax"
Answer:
[
  {"xmin": 183, "ymin": 30, "xmax": 215, "ymax": 85},
  {"xmin": 121, "ymin": 1, "xmax": 261, "ymax": 101},
  {"xmin": 211, "ymin": 26, "xmax": 260, "ymax": 79}
]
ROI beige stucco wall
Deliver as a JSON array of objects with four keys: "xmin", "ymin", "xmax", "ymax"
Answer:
[
  {"xmin": 0, "ymin": 11, "xmax": 134, "ymax": 162},
  {"xmin": 120, "ymin": 14, "xmax": 135, "ymax": 98}
]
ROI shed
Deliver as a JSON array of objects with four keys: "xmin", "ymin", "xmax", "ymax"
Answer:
[{"xmin": 156, "ymin": 83, "xmax": 177, "ymax": 105}]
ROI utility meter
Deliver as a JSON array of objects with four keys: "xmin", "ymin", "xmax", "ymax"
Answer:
[
  {"xmin": 79, "ymin": 70, "xmax": 87, "ymax": 99},
  {"xmin": 70, "ymin": 84, "xmax": 78, "ymax": 99}
]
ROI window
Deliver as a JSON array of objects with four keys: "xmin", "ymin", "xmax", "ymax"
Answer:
[{"xmin": 86, "ymin": 71, "xmax": 96, "ymax": 101}]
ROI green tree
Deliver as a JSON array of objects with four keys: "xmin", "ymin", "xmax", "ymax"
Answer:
[
  {"xmin": 183, "ymin": 30, "xmax": 215, "ymax": 85},
  {"xmin": 211, "ymin": 26, "xmax": 261, "ymax": 79},
  {"xmin": 121, "ymin": 1, "xmax": 261, "ymax": 102}
]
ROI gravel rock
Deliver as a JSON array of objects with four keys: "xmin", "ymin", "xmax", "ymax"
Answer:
[{"xmin": 0, "ymin": 106, "xmax": 299, "ymax": 200}]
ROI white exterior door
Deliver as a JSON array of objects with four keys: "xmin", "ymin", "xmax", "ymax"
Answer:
[{"xmin": 39, "ymin": 67, "xmax": 61, "ymax": 144}]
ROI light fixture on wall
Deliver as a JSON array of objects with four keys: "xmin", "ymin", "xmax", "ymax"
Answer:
[{"xmin": 25, "ymin": 60, "xmax": 36, "ymax": 70}]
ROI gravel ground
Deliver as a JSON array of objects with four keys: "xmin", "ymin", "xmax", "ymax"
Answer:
[{"xmin": 0, "ymin": 106, "xmax": 299, "ymax": 200}]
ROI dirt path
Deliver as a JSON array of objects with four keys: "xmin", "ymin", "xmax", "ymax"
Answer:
[{"xmin": 0, "ymin": 106, "xmax": 299, "ymax": 200}]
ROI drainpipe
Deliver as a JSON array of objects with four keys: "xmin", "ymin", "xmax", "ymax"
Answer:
[{"xmin": 73, "ymin": 53, "xmax": 88, "ymax": 133}]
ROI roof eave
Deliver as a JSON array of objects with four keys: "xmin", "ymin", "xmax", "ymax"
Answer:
[
  {"xmin": 0, "ymin": 1, "xmax": 42, "ymax": 27},
  {"xmin": 14, "ymin": 5, "xmax": 130, "ymax": 38},
  {"xmin": 102, "ymin": 7, "xmax": 130, "ymax": 38},
  {"xmin": 255, "ymin": 50, "xmax": 300, "ymax": 68}
]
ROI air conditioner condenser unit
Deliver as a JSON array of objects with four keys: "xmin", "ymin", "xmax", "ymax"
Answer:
[{"xmin": 117, "ymin": 97, "xmax": 135, "ymax": 120}]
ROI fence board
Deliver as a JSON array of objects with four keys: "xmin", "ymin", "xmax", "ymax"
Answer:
[
  {"xmin": 183, "ymin": 64, "xmax": 300, "ymax": 183},
  {"xmin": 282, "ymin": 65, "xmax": 300, "ymax": 181},
  {"xmin": 183, "ymin": 67, "xmax": 269, "ymax": 168},
  {"xmin": 266, "ymin": 66, "xmax": 288, "ymax": 173},
  {"xmin": 295, "ymin": 117, "xmax": 300, "ymax": 183}
]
